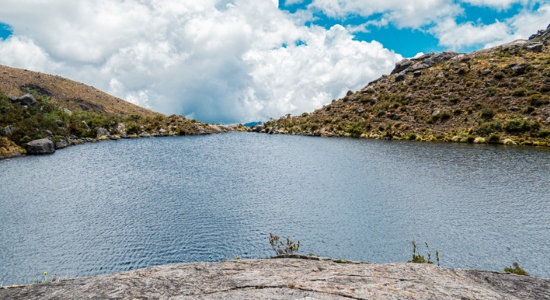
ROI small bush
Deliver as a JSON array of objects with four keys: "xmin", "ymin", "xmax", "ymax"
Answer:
[
  {"xmin": 269, "ymin": 233, "xmax": 300, "ymax": 256},
  {"xmin": 504, "ymin": 262, "xmax": 528, "ymax": 276},
  {"xmin": 480, "ymin": 108, "xmax": 495, "ymax": 120},
  {"xmin": 513, "ymin": 87, "xmax": 528, "ymax": 97},
  {"xmin": 505, "ymin": 118, "xmax": 540, "ymax": 133},
  {"xmin": 529, "ymin": 94, "xmax": 549, "ymax": 107},
  {"xmin": 488, "ymin": 133, "xmax": 501, "ymax": 143},
  {"xmin": 486, "ymin": 87, "xmax": 498, "ymax": 96}
]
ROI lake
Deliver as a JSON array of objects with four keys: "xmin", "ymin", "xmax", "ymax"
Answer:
[{"xmin": 1, "ymin": 133, "xmax": 549, "ymax": 285}]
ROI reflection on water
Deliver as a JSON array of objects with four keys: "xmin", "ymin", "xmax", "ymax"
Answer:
[{"xmin": 1, "ymin": 133, "xmax": 549, "ymax": 284}]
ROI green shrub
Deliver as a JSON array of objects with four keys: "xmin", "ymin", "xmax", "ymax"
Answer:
[
  {"xmin": 505, "ymin": 118, "xmax": 540, "ymax": 133},
  {"xmin": 529, "ymin": 94, "xmax": 549, "ymax": 107},
  {"xmin": 504, "ymin": 262, "xmax": 528, "ymax": 276},
  {"xmin": 486, "ymin": 87, "xmax": 498, "ymax": 96},
  {"xmin": 488, "ymin": 133, "xmax": 501, "ymax": 143},
  {"xmin": 512, "ymin": 88, "xmax": 528, "ymax": 97}
]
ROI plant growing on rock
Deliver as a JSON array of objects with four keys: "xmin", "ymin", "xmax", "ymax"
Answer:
[
  {"xmin": 269, "ymin": 233, "xmax": 300, "ymax": 256},
  {"xmin": 504, "ymin": 262, "xmax": 528, "ymax": 276},
  {"xmin": 409, "ymin": 241, "xmax": 440, "ymax": 265}
]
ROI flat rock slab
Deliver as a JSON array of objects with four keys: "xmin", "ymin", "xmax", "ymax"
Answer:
[{"xmin": 1, "ymin": 258, "xmax": 549, "ymax": 299}]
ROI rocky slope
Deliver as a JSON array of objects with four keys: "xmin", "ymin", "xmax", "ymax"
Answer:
[
  {"xmin": 0, "ymin": 65, "xmax": 158, "ymax": 118},
  {"xmin": 1, "ymin": 258, "xmax": 548, "ymax": 299},
  {"xmin": 258, "ymin": 24, "xmax": 550, "ymax": 147},
  {"xmin": 0, "ymin": 67, "xmax": 246, "ymax": 159}
]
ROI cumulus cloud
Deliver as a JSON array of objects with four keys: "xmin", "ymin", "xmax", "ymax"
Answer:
[
  {"xmin": 308, "ymin": 0, "xmax": 462, "ymax": 28},
  {"xmin": 0, "ymin": 0, "xmax": 401, "ymax": 124},
  {"xmin": 432, "ymin": 3, "xmax": 550, "ymax": 50}
]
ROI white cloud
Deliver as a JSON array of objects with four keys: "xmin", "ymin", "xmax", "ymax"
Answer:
[
  {"xmin": 0, "ymin": 0, "xmax": 401, "ymax": 123},
  {"xmin": 308, "ymin": 0, "xmax": 462, "ymax": 28},
  {"xmin": 432, "ymin": 3, "xmax": 550, "ymax": 49},
  {"xmin": 431, "ymin": 19, "xmax": 511, "ymax": 48},
  {"xmin": 459, "ymin": 0, "xmax": 526, "ymax": 9}
]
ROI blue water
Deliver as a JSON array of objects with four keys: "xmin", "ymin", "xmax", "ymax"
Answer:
[{"xmin": 1, "ymin": 133, "xmax": 549, "ymax": 285}]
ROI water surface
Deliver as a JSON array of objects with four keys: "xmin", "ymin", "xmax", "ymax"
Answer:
[{"xmin": 1, "ymin": 133, "xmax": 549, "ymax": 284}]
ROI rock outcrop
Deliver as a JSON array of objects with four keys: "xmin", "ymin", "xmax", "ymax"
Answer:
[
  {"xmin": 9, "ymin": 93, "xmax": 37, "ymax": 106},
  {"xmin": 0, "ymin": 258, "xmax": 548, "ymax": 299},
  {"xmin": 26, "ymin": 138, "xmax": 55, "ymax": 155}
]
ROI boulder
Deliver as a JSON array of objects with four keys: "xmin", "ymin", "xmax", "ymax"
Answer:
[
  {"xmin": 510, "ymin": 63, "xmax": 530, "ymax": 75},
  {"xmin": 395, "ymin": 72, "xmax": 406, "ymax": 82},
  {"xmin": 525, "ymin": 43, "xmax": 543, "ymax": 52},
  {"xmin": 391, "ymin": 59, "xmax": 413, "ymax": 74},
  {"xmin": 11, "ymin": 94, "xmax": 37, "ymax": 106},
  {"xmin": 3, "ymin": 125, "xmax": 17, "ymax": 136},
  {"xmin": 96, "ymin": 127, "xmax": 110, "ymax": 137},
  {"xmin": 253, "ymin": 124, "xmax": 265, "ymax": 133},
  {"xmin": 43, "ymin": 130, "xmax": 53, "ymax": 137},
  {"xmin": 27, "ymin": 138, "xmax": 55, "ymax": 155}
]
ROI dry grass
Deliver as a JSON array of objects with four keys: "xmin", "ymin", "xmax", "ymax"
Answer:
[
  {"xmin": 0, "ymin": 65, "xmax": 160, "ymax": 118},
  {"xmin": 266, "ymin": 41, "xmax": 550, "ymax": 146}
]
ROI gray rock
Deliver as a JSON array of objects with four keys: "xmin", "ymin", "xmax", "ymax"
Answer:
[
  {"xmin": 413, "ymin": 70, "xmax": 422, "ymax": 77},
  {"xmin": 391, "ymin": 59, "xmax": 413, "ymax": 74},
  {"xmin": 253, "ymin": 124, "xmax": 265, "ymax": 133},
  {"xmin": 27, "ymin": 138, "xmax": 55, "ymax": 155},
  {"xmin": 96, "ymin": 128, "xmax": 109, "ymax": 137},
  {"xmin": 510, "ymin": 63, "xmax": 530, "ymax": 75},
  {"xmin": 1, "ymin": 259, "xmax": 549, "ymax": 300},
  {"xmin": 43, "ymin": 130, "xmax": 53, "ymax": 137},
  {"xmin": 394, "ymin": 72, "xmax": 406, "ymax": 82},
  {"xmin": 63, "ymin": 108, "xmax": 72, "ymax": 116},
  {"xmin": 12, "ymin": 94, "xmax": 37, "ymax": 106},
  {"xmin": 3, "ymin": 125, "xmax": 17, "ymax": 136},
  {"xmin": 525, "ymin": 43, "xmax": 543, "ymax": 52},
  {"xmin": 361, "ymin": 86, "xmax": 376, "ymax": 94},
  {"xmin": 8, "ymin": 95, "xmax": 17, "ymax": 102},
  {"xmin": 139, "ymin": 132, "xmax": 151, "ymax": 138},
  {"xmin": 55, "ymin": 137, "xmax": 69, "ymax": 149},
  {"xmin": 121, "ymin": 132, "xmax": 128, "ymax": 138}
]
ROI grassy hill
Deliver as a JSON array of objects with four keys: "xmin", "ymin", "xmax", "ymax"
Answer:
[
  {"xmin": 0, "ymin": 66, "xmax": 244, "ymax": 158},
  {"xmin": 262, "ymin": 25, "xmax": 550, "ymax": 147},
  {"xmin": 0, "ymin": 65, "xmax": 159, "ymax": 118}
]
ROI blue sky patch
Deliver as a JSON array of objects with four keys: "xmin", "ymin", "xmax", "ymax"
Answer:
[
  {"xmin": 0, "ymin": 23, "xmax": 13, "ymax": 40},
  {"xmin": 278, "ymin": 1, "xmax": 541, "ymax": 57}
]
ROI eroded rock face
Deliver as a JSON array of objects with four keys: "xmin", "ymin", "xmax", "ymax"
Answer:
[
  {"xmin": 26, "ymin": 138, "xmax": 55, "ymax": 155},
  {"xmin": 1, "ymin": 259, "xmax": 548, "ymax": 299}
]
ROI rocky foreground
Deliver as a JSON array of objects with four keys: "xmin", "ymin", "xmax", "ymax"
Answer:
[{"xmin": 1, "ymin": 258, "xmax": 549, "ymax": 299}]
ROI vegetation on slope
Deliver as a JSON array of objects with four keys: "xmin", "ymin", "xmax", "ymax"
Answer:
[
  {"xmin": 0, "ymin": 68, "xmax": 246, "ymax": 158},
  {"xmin": 0, "ymin": 65, "xmax": 158, "ymax": 118},
  {"xmin": 262, "ymin": 26, "xmax": 550, "ymax": 147}
]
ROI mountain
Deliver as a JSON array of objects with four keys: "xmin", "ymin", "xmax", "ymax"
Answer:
[
  {"xmin": 259, "ymin": 24, "xmax": 550, "ymax": 147},
  {"xmin": 0, "ymin": 66, "xmax": 245, "ymax": 159}
]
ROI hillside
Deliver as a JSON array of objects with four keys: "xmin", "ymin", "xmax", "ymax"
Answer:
[
  {"xmin": 259, "ymin": 24, "xmax": 550, "ymax": 147},
  {"xmin": 0, "ymin": 65, "xmax": 158, "ymax": 118},
  {"xmin": 0, "ymin": 66, "xmax": 245, "ymax": 159}
]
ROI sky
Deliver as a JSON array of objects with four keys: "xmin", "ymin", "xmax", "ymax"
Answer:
[{"xmin": 0, "ymin": 1, "xmax": 549, "ymax": 124}]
